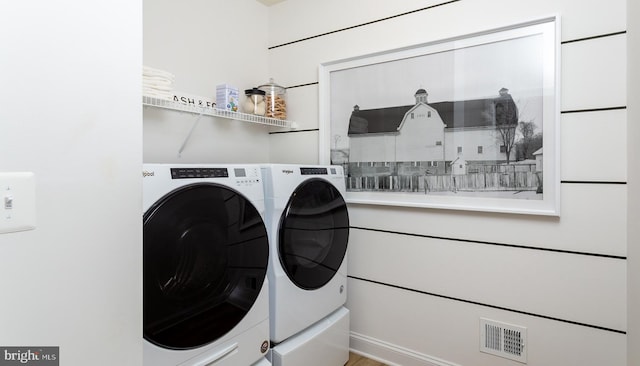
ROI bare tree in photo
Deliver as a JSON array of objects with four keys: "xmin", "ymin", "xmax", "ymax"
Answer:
[
  {"xmin": 495, "ymin": 89, "xmax": 519, "ymax": 164},
  {"xmin": 516, "ymin": 120, "xmax": 542, "ymax": 160}
]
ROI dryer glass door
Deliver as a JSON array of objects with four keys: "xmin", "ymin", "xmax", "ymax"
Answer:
[
  {"xmin": 278, "ymin": 178, "xmax": 349, "ymax": 290},
  {"xmin": 143, "ymin": 183, "xmax": 268, "ymax": 350}
]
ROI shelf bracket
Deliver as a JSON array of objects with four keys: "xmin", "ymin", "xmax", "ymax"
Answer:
[{"xmin": 177, "ymin": 112, "xmax": 205, "ymax": 157}]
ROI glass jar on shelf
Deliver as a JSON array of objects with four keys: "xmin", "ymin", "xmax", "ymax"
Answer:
[
  {"xmin": 258, "ymin": 78, "xmax": 287, "ymax": 120},
  {"xmin": 243, "ymin": 88, "xmax": 266, "ymax": 116}
]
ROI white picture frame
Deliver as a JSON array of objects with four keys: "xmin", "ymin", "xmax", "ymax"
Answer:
[{"xmin": 319, "ymin": 16, "xmax": 560, "ymax": 216}]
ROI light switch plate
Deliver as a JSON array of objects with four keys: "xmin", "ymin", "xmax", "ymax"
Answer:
[{"xmin": 0, "ymin": 172, "xmax": 36, "ymax": 234}]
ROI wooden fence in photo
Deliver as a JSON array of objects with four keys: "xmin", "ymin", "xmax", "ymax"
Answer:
[{"xmin": 346, "ymin": 171, "xmax": 542, "ymax": 193}]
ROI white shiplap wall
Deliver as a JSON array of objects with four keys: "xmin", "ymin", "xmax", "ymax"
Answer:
[
  {"xmin": 627, "ymin": 1, "xmax": 640, "ymax": 364},
  {"xmin": 267, "ymin": 1, "xmax": 629, "ymax": 365}
]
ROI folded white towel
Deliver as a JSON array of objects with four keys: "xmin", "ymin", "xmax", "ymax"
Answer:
[
  {"xmin": 143, "ymin": 65, "xmax": 175, "ymax": 80},
  {"xmin": 143, "ymin": 88, "xmax": 173, "ymax": 101},
  {"xmin": 144, "ymin": 86, "xmax": 173, "ymax": 93},
  {"xmin": 143, "ymin": 81, "xmax": 173, "ymax": 91},
  {"xmin": 142, "ymin": 66, "xmax": 173, "ymax": 77},
  {"xmin": 143, "ymin": 76, "xmax": 173, "ymax": 86}
]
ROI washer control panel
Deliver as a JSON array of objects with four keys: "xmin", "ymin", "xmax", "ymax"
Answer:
[
  {"xmin": 169, "ymin": 167, "xmax": 261, "ymax": 186},
  {"xmin": 170, "ymin": 167, "xmax": 229, "ymax": 179}
]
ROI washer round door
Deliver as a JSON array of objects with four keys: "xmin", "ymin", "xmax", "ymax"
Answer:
[
  {"xmin": 278, "ymin": 178, "xmax": 349, "ymax": 290},
  {"xmin": 143, "ymin": 183, "xmax": 268, "ymax": 350}
]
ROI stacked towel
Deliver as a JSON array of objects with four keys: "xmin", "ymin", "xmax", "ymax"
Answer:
[{"xmin": 143, "ymin": 66, "xmax": 175, "ymax": 100}]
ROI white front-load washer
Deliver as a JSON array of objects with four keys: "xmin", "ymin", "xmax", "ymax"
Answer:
[
  {"xmin": 261, "ymin": 164, "xmax": 350, "ymax": 366},
  {"xmin": 143, "ymin": 164, "xmax": 271, "ymax": 366}
]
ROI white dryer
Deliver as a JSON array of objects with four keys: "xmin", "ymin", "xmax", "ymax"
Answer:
[
  {"xmin": 261, "ymin": 164, "xmax": 350, "ymax": 366},
  {"xmin": 143, "ymin": 164, "xmax": 271, "ymax": 366}
]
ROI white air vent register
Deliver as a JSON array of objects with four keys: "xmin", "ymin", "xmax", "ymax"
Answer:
[{"xmin": 480, "ymin": 318, "xmax": 527, "ymax": 363}]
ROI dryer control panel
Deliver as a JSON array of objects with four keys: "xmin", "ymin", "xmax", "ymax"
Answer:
[{"xmin": 300, "ymin": 167, "xmax": 338, "ymax": 175}]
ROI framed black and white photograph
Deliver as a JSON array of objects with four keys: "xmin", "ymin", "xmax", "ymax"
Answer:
[{"xmin": 319, "ymin": 16, "xmax": 560, "ymax": 216}]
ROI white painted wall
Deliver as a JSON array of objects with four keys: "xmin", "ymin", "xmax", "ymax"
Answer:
[
  {"xmin": 0, "ymin": 1, "xmax": 142, "ymax": 365},
  {"xmin": 143, "ymin": 0, "xmax": 276, "ymax": 164},
  {"xmin": 267, "ymin": 1, "xmax": 631, "ymax": 365}
]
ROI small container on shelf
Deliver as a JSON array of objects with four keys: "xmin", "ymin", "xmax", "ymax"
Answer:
[
  {"xmin": 243, "ymin": 88, "xmax": 266, "ymax": 116},
  {"xmin": 258, "ymin": 78, "xmax": 287, "ymax": 120},
  {"xmin": 216, "ymin": 84, "xmax": 240, "ymax": 112}
]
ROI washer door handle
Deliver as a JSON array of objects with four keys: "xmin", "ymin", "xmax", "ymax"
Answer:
[{"xmin": 191, "ymin": 343, "xmax": 238, "ymax": 366}]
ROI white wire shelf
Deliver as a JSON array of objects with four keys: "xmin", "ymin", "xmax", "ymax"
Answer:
[{"xmin": 142, "ymin": 95, "xmax": 298, "ymax": 129}]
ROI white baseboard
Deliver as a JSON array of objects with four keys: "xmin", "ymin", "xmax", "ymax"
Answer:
[{"xmin": 349, "ymin": 332, "xmax": 462, "ymax": 366}]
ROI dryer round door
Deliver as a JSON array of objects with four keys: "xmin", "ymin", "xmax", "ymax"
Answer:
[
  {"xmin": 278, "ymin": 178, "xmax": 349, "ymax": 290},
  {"xmin": 143, "ymin": 183, "xmax": 268, "ymax": 350}
]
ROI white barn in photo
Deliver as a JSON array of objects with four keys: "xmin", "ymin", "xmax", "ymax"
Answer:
[{"xmin": 347, "ymin": 88, "xmax": 519, "ymax": 172}]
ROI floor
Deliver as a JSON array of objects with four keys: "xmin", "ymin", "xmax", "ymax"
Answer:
[{"xmin": 345, "ymin": 352, "xmax": 388, "ymax": 366}]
